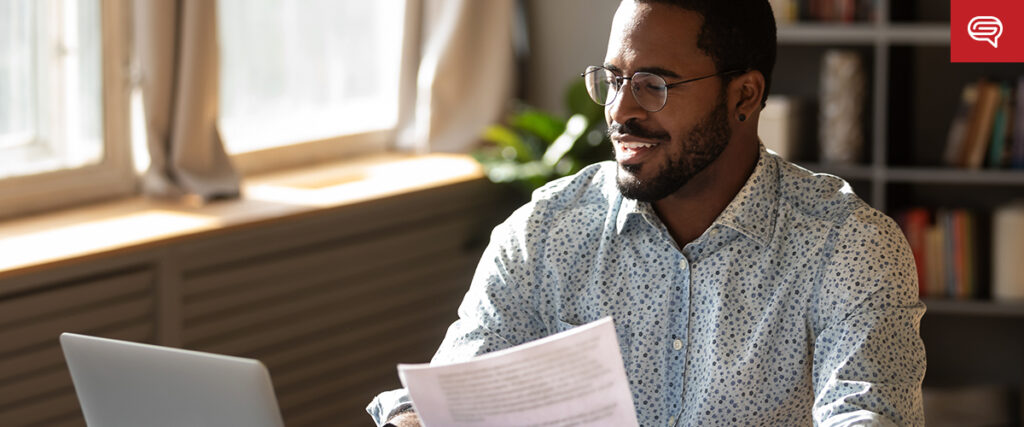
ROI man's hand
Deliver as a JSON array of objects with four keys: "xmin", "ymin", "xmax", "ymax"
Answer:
[{"xmin": 386, "ymin": 412, "xmax": 421, "ymax": 427}]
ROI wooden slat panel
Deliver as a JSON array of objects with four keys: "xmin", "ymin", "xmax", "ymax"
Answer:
[
  {"xmin": 0, "ymin": 269, "xmax": 152, "ymax": 327},
  {"xmin": 0, "ymin": 323, "xmax": 153, "ymax": 406},
  {"xmin": 277, "ymin": 267, "xmax": 475, "ymax": 426},
  {"xmin": 281, "ymin": 364, "xmax": 412, "ymax": 427},
  {"xmin": 0, "ymin": 390, "xmax": 81, "ymax": 426},
  {"xmin": 278, "ymin": 338, "xmax": 432, "ymax": 423},
  {"xmin": 0, "ymin": 297, "xmax": 151, "ymax": 355},
  {"xmin": 177, "ymin": 179, "xmax": 495, "ymax": 272},
  {"xmin": 270, "ymin": 291, "xmax": 459, "ymax": 393},
  {"xmin": 255, "ymin": 289, "xmax": 457, "ymax": 371},
  {"xmin": 0, "ymin": 250, "xmax": 160, "ymax": 300},
  {"xmin": 182, "ymin": 214, "xmax": 476, "ymax": 315},
  {"xmin": 30, "ymin": 413, "xmax": 86, "ymax": 427},
  {"xmin": 289, "ymin": 371, "xmax": 419, "ymax": 427},
  {"xmin": 0, "ymin": 369, "xmax": 72, "ymax": 410},
  {"xmin": 183, "ymin": 253, "xmax": 473, "ymax": 352}
]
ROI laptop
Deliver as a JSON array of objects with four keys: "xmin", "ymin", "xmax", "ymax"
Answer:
[{"xmin": 59, "ymin": 333, "xmax": 285, "ymax": 427}]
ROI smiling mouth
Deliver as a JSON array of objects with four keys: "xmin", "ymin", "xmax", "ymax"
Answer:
[
  {"xmin": 614, "ymin": 138, "xmax": 662, "ymax": 165},
  {"xmin": 619, "ymin": 141, "xmax": 658, "ymax": 149}
]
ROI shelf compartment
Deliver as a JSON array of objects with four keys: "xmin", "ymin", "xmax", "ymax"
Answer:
[
  {"xmin": 886, "ymin": 168, "xmax": 1024, "ymax": 185},
  {"xmin": 887, "ymin": 45, "xmax": 1024, "ymax": 167},
  {"xmin": 924, "ymin": 298, "xmax": 1024, "ymax": 318},
  {"xmin": 887, "ymin": 182, "xmax": 1022, "ymax": 211},
  {"xmin": 773, "ymin": 44, "xmax": 876, "ymax": 164}
]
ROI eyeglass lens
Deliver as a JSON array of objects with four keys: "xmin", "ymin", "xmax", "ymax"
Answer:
[{"xmin": 583, "ymin": 67, "xmax": 668, "ymax": 112}]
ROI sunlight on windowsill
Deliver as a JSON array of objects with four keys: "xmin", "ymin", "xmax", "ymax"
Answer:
[{"xmin": 0, "ymin": 153, "xmax": 483, "ymax": 280}]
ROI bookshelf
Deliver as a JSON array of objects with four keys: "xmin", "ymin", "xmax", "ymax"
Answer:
[{"xmin": 774, "ymin": 0, "xmax": 1024, "ymax": 421}]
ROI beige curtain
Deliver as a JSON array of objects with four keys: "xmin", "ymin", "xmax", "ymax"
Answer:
[
  {"xmin": 134, "ymin": 0, "xmax": 239, "ymax": 200},
  {"xmin": 399, "ymin": 0, "xmax": 516, "ymax": 153}
]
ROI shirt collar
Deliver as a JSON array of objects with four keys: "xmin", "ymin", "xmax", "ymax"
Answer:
[
  {"xmin": 711, "ymin": 143, "xmax": 779, "ymax": 246},
  {"xmin": 615, "ymin": 144, "xmax": 780, "ymax": 247},
  {"xmin": 616, "ymin": 194, "xmax": 658, "ymax": 234}
]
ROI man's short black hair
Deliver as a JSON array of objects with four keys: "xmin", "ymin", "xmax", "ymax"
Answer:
[{"xmin": 637, "ymin": 0, "xmax": 776, "ymax": 107}]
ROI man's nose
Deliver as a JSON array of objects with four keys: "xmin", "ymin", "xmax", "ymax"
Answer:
[{"xmin": 606, "ymin": 83, "xmax": 648, "ymax": 125}]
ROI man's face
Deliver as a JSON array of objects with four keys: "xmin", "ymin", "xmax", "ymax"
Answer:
[{"xmin": 605, "ymin": 1, "xmax": 732, "ymax": 202}]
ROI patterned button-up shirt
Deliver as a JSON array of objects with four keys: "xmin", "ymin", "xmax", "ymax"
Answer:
[{"xmin": 368, "ymin": 144, "xmax": 926, "ymax": 426}]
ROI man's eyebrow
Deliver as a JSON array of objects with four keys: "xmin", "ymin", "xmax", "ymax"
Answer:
[
  {"xmin": 603, "ymin": 63, "xmax": 623, "ymax": 73},
  {"xmin": 637, "ymin": 66, "xmax": 682, "ymax": 79},
  {"xmin": 602, "ymin": 63, "xmax": 682, "ymax": 79}
]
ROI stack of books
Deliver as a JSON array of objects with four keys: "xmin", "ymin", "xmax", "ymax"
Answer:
[
  {"xmin": 944, "ymin": 77, "xmax": 1024, "ymax": 169},
  {"xmin": 896, "ymin": 208, "xmax": 980, "ymax": 300},
  {"xmin": 770, "ymin": 0, "xmax": 877, "ymax": 24}
]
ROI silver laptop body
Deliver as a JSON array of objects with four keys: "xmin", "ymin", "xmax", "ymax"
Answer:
[{"xmin": 60, "ymin": 333, "xmax": 285, "ymax": 427}]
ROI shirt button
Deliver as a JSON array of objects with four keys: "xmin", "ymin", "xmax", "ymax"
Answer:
[
  {"xmin": 672, "ymin": 339, "xmax": 683, "ymax": 350},
  {"xmin": 669, "ymin": 415, "xmax": 676, "ymax": 425},
  {"xmin": 709, "ymin": 228, "xmax": 719, "ymax": 236},
  {"xmin": 679, "ymin": 259, "xmax": 688, "ymax": 270}
]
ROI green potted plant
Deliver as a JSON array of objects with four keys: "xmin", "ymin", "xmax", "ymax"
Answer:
[{"xmin": 473, "ymin": 79, "xmax": 611, "ymax": 199}]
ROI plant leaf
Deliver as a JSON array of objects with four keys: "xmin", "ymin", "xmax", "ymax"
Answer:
[
  {"xmin": 565, "ymin": 78, "xmax": 604, "ymax": 123},
  {"xmin": 511, "ymin": 109, "xmax": 565, "ymax": 144},
  {"xmin": 542, "ymin": 114, "xmax": 589, "ymax": 167},
  {"xmin": 481, "ymin": 125, "xmax": 533, "ymax": 162}
]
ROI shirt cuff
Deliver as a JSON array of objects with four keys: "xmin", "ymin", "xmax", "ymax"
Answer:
[
  {"xmin": 822, "ymin": 410, "xmax": 899, "ymax": 427},
  {"xmin": 366, "ymin": 388, "xmax": 414, "ymax": 426}
]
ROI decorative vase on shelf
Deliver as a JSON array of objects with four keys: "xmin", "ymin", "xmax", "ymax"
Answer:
[
  {"xmin": 992, "ymin": 203, "xmax": 1024, "ymax": 301},
  {"xmin": 819, "ymin": 49, "xmax": 865, "ymax": 165}
]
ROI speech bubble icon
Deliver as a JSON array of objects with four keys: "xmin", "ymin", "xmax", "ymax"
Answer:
[{"xmin": 968, "ymin": 16, "xmax": 1003, "ymax": 48}]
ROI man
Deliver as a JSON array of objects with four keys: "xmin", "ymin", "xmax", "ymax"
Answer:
[{"xmin": 369, "ymin": 0, "xmax": 926, "ymax": 425}]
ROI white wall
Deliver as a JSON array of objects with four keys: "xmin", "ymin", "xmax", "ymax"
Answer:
[{"xmin": 524, "ymin": 0, "xmax": 621, "ymax": 116}]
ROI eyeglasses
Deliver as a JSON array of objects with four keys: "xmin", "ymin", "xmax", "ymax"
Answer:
[{"xmin": 581, "ymin": 66, "xmax": 744, "ymax": 112}]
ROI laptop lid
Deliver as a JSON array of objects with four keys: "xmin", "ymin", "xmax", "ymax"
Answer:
[{"xmin": 60, "ymin": 333, "xmax": 285, "ymax": 427}]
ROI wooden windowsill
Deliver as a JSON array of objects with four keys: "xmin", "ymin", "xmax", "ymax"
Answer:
[{"xmin": 0, "ymin": 153, "xmax": 484, "ymax": 281}]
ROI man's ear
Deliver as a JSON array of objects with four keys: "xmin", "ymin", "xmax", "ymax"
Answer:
[{"xmin": 729, "ymin": 70, "xmax": 765, "ymax": 122}]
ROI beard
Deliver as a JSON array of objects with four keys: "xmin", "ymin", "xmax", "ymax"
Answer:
[{"xmin": 614, "ymin": 93, "xmax": 732, "ymax": 202}]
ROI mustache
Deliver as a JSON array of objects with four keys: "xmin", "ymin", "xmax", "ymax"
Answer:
[{"xmin": 607, "ymin": 120, "xmax": 670, "ymax": 141}]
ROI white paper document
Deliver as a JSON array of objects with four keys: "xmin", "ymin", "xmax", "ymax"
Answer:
[{"xmin": 398, "ymin": 317, "xmax": 639, "ymax": 427}]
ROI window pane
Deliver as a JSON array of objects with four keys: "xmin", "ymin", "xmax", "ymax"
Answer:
[
  {"xmin": 218, "ymin": 0, "xmax": 406, "ymax": 154},
  {"xmin": 0, "ymin": 0, "xmax": 103, "ymax": 180}
]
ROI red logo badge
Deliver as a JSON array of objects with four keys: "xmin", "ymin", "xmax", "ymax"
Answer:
[{"xmin": 951, "ymin": 0, "xmax": 1024, "ymax": 63}]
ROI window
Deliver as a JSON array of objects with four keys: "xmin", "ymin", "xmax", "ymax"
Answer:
[
  {"xmin": 0, "ymin": 0, "xmax": 132, "ymax": 219},
  {"xmin": 0, "ymin": 0, "xmax": 102, "ymax": 179},
  {"xmin": 218, "ymin": 0, "xmax": 408, "ymax": 173}
]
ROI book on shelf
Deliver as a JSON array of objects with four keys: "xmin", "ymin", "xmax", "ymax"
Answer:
[
  {"xmin": 945, "ymin": 77, "xmax": 1024, "ymax": 169},
  {"xmin": 1013, "ymin": 76, "xmax": 1024, "ymax": 168},
  {"xmin": 986, "ymin": 84, "xmax": 1011, "ymax": 168},
  {"xmin": 943, "ymin": 83, "xmax": 977, "ymax": 168},
  {"xmin": 963, "ymin": 81, "xmax": 1000, "ymax": 169},
  {"xmin": 896, "ymin": 208, "xmax": 980, "ymax": 300},
  {"xmin": 898, "ymin": 208, "xmax": 930, "ymax": 297}
]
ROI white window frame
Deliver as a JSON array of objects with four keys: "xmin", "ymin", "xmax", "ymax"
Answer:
[
  {"xmin": 0, "ymin": 0, "xmax": 133, "ymax": 220},
  {"xmin": 225, "ymin": 0, "xmax": 420, "ymax": 177}
]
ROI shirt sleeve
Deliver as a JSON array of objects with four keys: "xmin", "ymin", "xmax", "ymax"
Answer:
[
  {"xmin": 365, "ymin": 207, "xmax": 556, "ymax": 425},
  {"xmin": 430, "ymin": 213, "xmax": 556, "ymax": 364},
  {"xmin": 366, "ymin": 389, "xmax": 413, "ymax": 426},
  {"xmin": 811, "ymin": 208, "xmax": 927, "ymax": 426}
]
